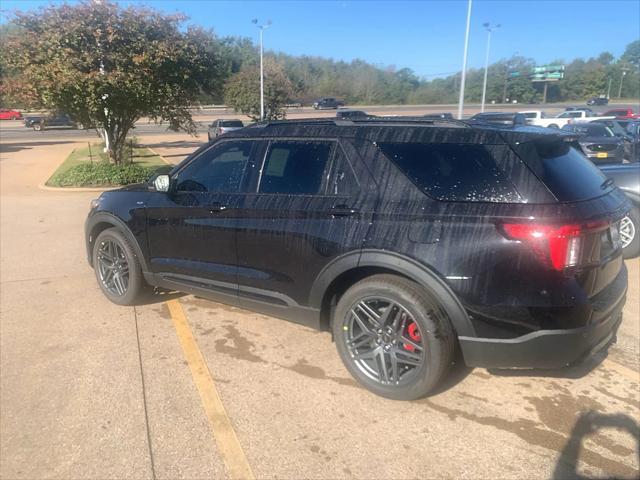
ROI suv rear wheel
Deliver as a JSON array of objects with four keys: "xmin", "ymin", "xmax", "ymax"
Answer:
[
  {"xmin": 333, "ymin": 274, "xmax": 455, "ymax": 400},
  {"xmin": 92, "ymin": 228, "xmax": 146, "ymax": 305}
]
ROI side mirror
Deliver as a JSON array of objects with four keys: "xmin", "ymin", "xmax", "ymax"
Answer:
[{"xmin": 153, "ymin": 174, "xmax": 171, "ymax": 192}]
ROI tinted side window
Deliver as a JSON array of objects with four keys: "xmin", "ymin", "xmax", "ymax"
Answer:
[
  {"xmin": 259, "ymin": 141, "xmax": 332, "ymax": 194},
  {"xmin": 176, "ymin": 141, "xmax": 252, "ymax": 193},
  {"xmin": 377, "ymin": 142, "xmax": 522, "ymax": 202},
  {"xmin": 513, "ymin": 141, "xmax": 609, "ymax": 202}
]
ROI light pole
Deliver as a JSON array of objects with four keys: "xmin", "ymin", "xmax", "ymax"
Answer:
[
  {"xmin": 457, "ymin": 0, "xmax": 473, "ymax": 119},
  {"xmin": 480, "ymin": 22, "xmax": 500, "ymax": 112},
  {"xmin": 252, "ymin": 19, "xmax": 271, "ymax": 121},
  {"xmin": 618, "ymin": 69, "xmax": 627, "ymax": 98}
]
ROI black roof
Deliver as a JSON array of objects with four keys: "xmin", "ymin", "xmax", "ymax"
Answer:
[{"xmin": 225, "ymin": 117, "xmax": 576, "ymax": 145}]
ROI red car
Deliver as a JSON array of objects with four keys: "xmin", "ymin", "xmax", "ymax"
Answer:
[
  {"xmin": 0, "ymin": 109, "xmax": 22, "ymax": 120},
  {"xmin": 602, "ymin": 108, "xmax": 638, "ymax": 119}
]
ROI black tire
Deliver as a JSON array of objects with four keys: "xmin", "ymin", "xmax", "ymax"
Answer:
[
  {"xmin": 332, "ymin": 274, "xmax": 456, "ymax": 400},
  {"xmin": 92, "ymin": 227, "xmax": 147, "ymax": 305},
  {"xmin": 621, "ymin": 207, "xmax": 640, "ymax": 259},
  {"xmin": 548, "ymin": 124, "xmax": 559, "ymax": 129},
  {"xmin": 33, "ymin": 123, "xmax": 43, "ymax": 131}
]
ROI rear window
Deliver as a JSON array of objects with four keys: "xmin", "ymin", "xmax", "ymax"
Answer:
[
  {"xmin": 513, "ymin": 140, "xmax": 610, "ymax": 202},
  {"xmin": 221, "ymin": 120, "xmax": 243, "ymax": 128},
  {"xmin": 377, "ymin": 142, "xmax": 522, "ymax": 202}
]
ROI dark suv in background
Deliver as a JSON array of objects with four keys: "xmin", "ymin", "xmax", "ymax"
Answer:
[
  {"xmin": 313, "ymin": 97, "xmax": 344, "ymax": 109},
  {"xmin": 86, "ymin": 118, "xmax": 629, "ymax": 400}
]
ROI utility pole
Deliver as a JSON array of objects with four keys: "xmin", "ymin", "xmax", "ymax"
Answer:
[
  {"xmin": 480, "ymin": 22, "xmax": 500, "ymax": 112},
  {"xmin": 618, "ymin": 69, "xmax": 627, "ymax": 98},
  {"xmin": 252, "ymin": 19, "xmax": 272, "ymax": 121},
  {"xmin": 457, "ymin": 0, "xmax": 472, "ymax": 119},
  {"xmin": 607, "ymin": 77, "xmax": 612, "ymax": 99}
]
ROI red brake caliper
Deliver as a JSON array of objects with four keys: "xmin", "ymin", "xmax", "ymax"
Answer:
[{"xmin": 404, "ymin": 322, "xmax": 421, "ymax": 352}]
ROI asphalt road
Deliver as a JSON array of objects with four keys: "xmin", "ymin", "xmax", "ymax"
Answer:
[
  {"xmin": 0, "ymin": 131, "xmax": 639, "ymax": 479},
  {"xmin": 2, "ymin": 101, "xmax": 638, "ymax": 141}
]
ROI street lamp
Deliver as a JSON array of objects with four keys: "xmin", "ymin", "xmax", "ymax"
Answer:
[
  {"xmin": 252, "ymin": 18, "xmax": 272, "ymax": 121},
  {"xmin": 457, "ymin": 0, "xmax": 473, "ymax": 119},
  {"xmin": 480, "ymin": 22, "xmax": 500, "ymax": 113}
]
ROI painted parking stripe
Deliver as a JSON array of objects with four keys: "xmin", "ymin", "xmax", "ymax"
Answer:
[{"xmin": 166, "ymin": 299, "xmax": 255, "ymax": 480}]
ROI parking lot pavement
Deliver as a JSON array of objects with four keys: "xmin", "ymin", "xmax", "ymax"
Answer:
[{"xmin": 1, "ymin": 137, "xmax": 638, "ymax": 479}]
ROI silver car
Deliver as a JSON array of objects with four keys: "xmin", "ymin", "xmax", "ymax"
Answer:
[{"xmin": 208, "ymin": 119, "xmax": 244, "ymax": 141}]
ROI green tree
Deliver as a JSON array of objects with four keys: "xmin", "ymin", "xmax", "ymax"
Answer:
[
  {"xmin": 224, "ymin": 61, "xmax": 293, "ymax": 121},
  {"xmin": 2, "ymin": 1, "xmax": 222, "ymax": 163}
]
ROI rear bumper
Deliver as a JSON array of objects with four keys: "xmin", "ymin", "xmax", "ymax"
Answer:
[{"xmin": 459, "ymin": 269, "xmax": 627, "ymax": 369}]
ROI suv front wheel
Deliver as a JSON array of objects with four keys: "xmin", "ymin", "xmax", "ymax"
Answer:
[
  {"xmin": 92, "ymin": 228, "xmax": 146, "ymax": 305},
  {"xmin": 333, "ymin": 274, "xmax": 456, "ymax": 400}
]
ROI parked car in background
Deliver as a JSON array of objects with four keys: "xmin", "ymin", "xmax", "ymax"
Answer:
[
  {"xmin": 587, "ymin": 96, "xmax": 609, "ymax": 106},
  {"xmin": 591, "ymin": 119, "xmax": 639, "ymax": 161},
  {"xmin": 561, "ymin": 123, "xmax": 625, "ymax": 164},
  {"xmin": 602, "ymin": 108, "xmax": 638, "ymax": 119},
  {"xmin": 469, "ymin": 112, "xmax": 526, "ymax": 126},
  {"xmin": 521, "ymin": 109, "xmax": 614, "ymax": 129},
  {"xmin": 207, "ymin": 119, "xmax": 244, "ymax": 142},
  {"xmin": 0, "ymin": 108, "xmax": 22, "ymax": 120},
  {"xmin": 565, "ymin": 107, "xmax": 594, "ymax": 113},
  {"xmin": 24, "ymin": 113, "xmax": 79, "ymax": 131},
  {"xmin": 86, "ymin": 117, "xmax": 629, "ymax": 400},
  {"xmin": 599, "ymin": 162, "xmax": 640, "ymax": 258},
  {"xmin": 313, "ymin": 97, "xmax": 344, "ymax": 110}
]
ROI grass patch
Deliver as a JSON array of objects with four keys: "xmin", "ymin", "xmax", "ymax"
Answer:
[{"xmin": 46, "ymin": 143, "xmax": 172, "ymax": 188}]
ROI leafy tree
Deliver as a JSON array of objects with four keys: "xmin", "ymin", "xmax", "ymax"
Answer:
[
  {"xmin": 224, "ymin": 61, "xmax": 293, "ymax": 121},
  {"xmin": 621, "ymin": 40, "xmax": 640, "ymax": 69},
  {"xmin": 1, "ymin": 1, "xmax": 222, "ymax": 163}
]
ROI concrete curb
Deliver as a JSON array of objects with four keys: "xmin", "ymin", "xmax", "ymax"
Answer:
[{"xmin": 37, "ymin": 143, "xmax": 169, "ymax": 193}]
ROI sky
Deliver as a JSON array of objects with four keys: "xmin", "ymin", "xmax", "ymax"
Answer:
[{"xmin": 2, "ymin": 0, "xmax": 639, "ymax": 78}]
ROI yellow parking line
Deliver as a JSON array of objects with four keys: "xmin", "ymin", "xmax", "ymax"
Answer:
[{"xmin": 166, "ymin": 299, "xmax": 255, "ymax": 480}]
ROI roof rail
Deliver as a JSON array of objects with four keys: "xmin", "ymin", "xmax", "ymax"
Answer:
[{"xmin": 248, "ymin": 116, "xmax": 472, "ymax": 129}]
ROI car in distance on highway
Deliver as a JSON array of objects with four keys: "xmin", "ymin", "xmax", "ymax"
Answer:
[
  {"xmin": 599, "ymin": 162, "xmax": 640, "ymax": 258},
  {"xmin": 0, "ymin": 108, "xmax": 22, "ymax": 120},
  {"xmin": 207, "ymin": 119, "xmax": 244, "ymax": 142},
  {"xmin": 469, "ymin": 112, "xmax": 526, "ymax": 126},
  {"xmin": 24, "ymin": 113, "xmax": 79, "ymax": 131},
  {"xmin": 602, "ymin": 108, "xmax": 638, "ymax": 119},
  {"xmin": 86, "ymin": 117, "xmax": 629, "ymax": 400},
  {"xmin": 562, "ymin": 123, "xmax": 625, "ymax": 164},
  {"xmin": 336, "ymin": 109, "xmax": 371, "ymax": 119},
  {"xmin": 587, "ymin": 96, "xmax": 609, "ymax": 106},
  {"xmin": 313, "ymin": 97, "xmax": 344, "ymax": 109}
]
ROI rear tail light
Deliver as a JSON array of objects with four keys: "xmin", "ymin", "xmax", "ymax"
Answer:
[{"xmin": 500, "ymin": 220, "xmax": 609, "ymax": 271}]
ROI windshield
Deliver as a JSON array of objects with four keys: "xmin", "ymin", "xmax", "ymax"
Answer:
[{"xmin": 221, "ymin": 120, "xmax": 244, "ymax": 128}]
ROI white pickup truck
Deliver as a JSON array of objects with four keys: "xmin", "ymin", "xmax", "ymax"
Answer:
[{"xmin": 519, "ymin": 110, "xmax": 614, "ymax": 129}]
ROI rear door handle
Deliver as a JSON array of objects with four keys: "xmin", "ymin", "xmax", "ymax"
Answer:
[
  {"xmin": 209, "ymin": 202, "xmax": 227, "ymax": 213},
  {"xmin": 331, "ymin": 204, "xmax": 359, "ymax": 217}
]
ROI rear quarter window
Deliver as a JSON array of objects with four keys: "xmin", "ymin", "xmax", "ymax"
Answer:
[
  {"xmin": 377, "ymin": 142, "xmax": 522, "ymax": 202},
  {"xmin": 512, "ymin": 140, "xmax": 610, "ymax": 202}
]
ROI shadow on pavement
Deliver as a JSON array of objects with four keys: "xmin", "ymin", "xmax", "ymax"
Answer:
[
  {"xmin": 553, "ymin": 411, "xmax": 640, "ymax": 479},
  {"xmin": 133, "ymin": 288, "xmax": 186, "ymax": 306},
  {"xmin": 0, "ymin": 140, "xmax": 78, "ymax": 154}
]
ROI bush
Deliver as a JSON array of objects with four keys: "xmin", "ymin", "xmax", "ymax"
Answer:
[{"xmin": 47, "ymin": 162, "xmax": 171, "ymax": 187}]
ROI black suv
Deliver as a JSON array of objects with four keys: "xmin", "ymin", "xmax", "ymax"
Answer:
[
  {"xmin": 86, "ymin": 118, "xmax": 629, "ymax": 400},
  {"xmin": 313, "ymin": 97, "xmax": 344, "ymax": 109}
]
